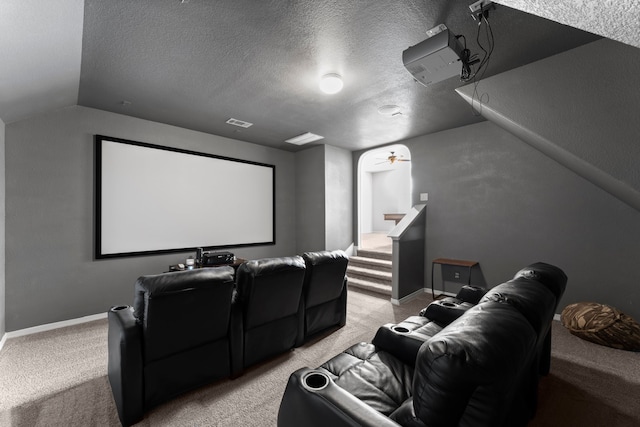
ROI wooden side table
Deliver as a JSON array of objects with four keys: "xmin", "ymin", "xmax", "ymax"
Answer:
[
  {"xmin": 383, "ymin": 213, "xmax": 405, "ymax": 225},
  {"xmin": 431, "ymin": 258, "xmax": 478, "ymax": 299}
]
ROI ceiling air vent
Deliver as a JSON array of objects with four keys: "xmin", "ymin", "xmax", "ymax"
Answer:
[
  {"xmin": 285, "ymin": 132, "xmax": 325, "ymax": 145},
  {"xmin": 226, "ymin": 118, "xmax": 253, "ymax": 128}
]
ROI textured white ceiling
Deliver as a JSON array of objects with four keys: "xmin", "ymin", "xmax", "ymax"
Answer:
[
  {"xmin": 0, "ymin": 0, "xmax": 623, "ymax": 151},
  {"xmin": 0, "ymin": 0, "xmax": 84, "ymax": 123},
  {"xmin": 494, "ymin": 0, "xmax": 640, "ymax": 49}
]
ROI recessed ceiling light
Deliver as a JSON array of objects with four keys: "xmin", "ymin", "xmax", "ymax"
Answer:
[
  {"xmin": 319, "ymin": 74, "xmax": 343, "ymax": 94},
  {"xmin": 285, "ymin": 132, "xmax": 325, "ymax": 145},
  {"xmin": 377, "ymin": 105, "xmax": 402, "ymax": 116}
]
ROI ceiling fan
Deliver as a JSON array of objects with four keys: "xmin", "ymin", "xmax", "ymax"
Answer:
[{"xmin": 376, "ymin": 151, "xmax": 411, "ymax": 165}]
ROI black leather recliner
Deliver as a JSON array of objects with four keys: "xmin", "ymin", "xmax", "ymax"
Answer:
[
  {"xmin": 107, "ymin": 267, "xmax": 239, "ymax": 427},
  {"xmin": 235, "ymin": 256, "xmax": 306, "ymax": 369},
  {"xmin": 298, "ymin": 250, "xmax": 349, "ymax": 344},
  {"xmin": 277, "ymin": 262, "xmax": 567, "ymax": 427}
]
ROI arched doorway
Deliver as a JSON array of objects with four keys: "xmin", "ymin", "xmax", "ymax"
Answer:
[{"xmin": 357, "ymin": 144, "xmax": 412, "ymax": 253}]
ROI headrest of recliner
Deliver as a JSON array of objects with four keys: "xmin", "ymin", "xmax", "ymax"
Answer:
[
  {"xmin": 133, "ymin": 267, "xmax": 235, "ymax": 322},
  {"xmin": 302, "ymin": 250, "xmax": 348, "ymax": 266},
  {"xmin": 513, "ymin": 262, "xmax": 567, "ymax": 301},
  {"xmin": 237, "ymin": 256, "xmax": 305, "ymax": 278}
]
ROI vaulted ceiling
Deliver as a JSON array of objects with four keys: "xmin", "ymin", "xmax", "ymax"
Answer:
[{"xmin": 1, "ymin": 1, "xmax": 634, "ymax": 152}]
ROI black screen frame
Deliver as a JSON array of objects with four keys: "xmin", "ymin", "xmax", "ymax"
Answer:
[{"xmin": 94, "ymin": 134, "xmax": 276, "ymax": 259}]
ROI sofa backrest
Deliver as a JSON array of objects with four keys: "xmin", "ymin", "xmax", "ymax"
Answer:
[
  {"xmin": 513, "ymin": 262, "xmax": 567, "ymax": 304},
  {"xmin": 480, "ymin": 262, "xmax": 567, "ymax": 344},
  {"xmin": 132, "ymin": 267, "xmax": 236, "ymax": 364},
  {"xmin": 413, "ymin": 302, "xmax": 537, "ymax": 427},
  {"xmin": 235, "ymin": 256, "xmax": 306, "ymax": 330},
  {"xmin": 479, "ymin": 280, "xmax": 556, "ymax": 341},
  {"xmin": 302, "ymin": 250, "xmax": 349, "ymax": 309}
]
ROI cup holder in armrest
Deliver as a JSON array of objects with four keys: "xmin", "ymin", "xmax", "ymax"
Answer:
[
  {"xmin": 440, "ymin": 301, "xmax": 457, "ymax": 308},
  {"xmin": 302, "ymin": 371, "xmax": 330, "ymax": 392},
  {"xmin": 110, "ymin": 305, "xmax": 131, "ymax": 312},
  {"xmin": 391, "ymin": 325, "xmax": 410, "ymax": 334}
]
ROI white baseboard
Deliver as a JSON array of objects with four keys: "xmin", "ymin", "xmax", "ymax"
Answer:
[
  {"xmin": 344, "ymin": 243, "xmax": 355, "ymax": 257},
  {"xmin": 391, "ymin": 288, "xmax": 429, "ymax": 305},
  {"xmin": 2, "ymin": 312, "xmax": 107, "ymax": 347}
]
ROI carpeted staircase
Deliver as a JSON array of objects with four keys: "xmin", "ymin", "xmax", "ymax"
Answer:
[{"xmin": 347, "ymin": 249, "xmax": 392, "ymax": 296}]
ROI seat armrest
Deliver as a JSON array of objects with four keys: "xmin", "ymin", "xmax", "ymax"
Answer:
[
  {"xmin": 371, "ymin": 316, "xmax": 442, "ymax": 366},
  {"xmin": 338, "ymin": 276, "xmax": 348, "ymax": 327},
  {"xmin": 277, "ymin": 367, "xmax": 401, "ymax": 427},
  {"xmin": 107, "ymin": 306, "xmax": 144, "ymax": 427},
  {"xmin": 230, "ymin": 291, "xmax": 244, "ymax": 377}
]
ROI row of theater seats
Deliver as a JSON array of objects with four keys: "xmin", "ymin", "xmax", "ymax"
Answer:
[
  {"xmin": 107, "ymin": 250, "xmax": 349, "ymax": 427},
  {"xmin": 277, "ymin": 262, "xmax": 568, "ymax": 427}
]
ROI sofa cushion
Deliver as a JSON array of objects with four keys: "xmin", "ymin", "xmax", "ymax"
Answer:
[
  {"xmin": 302, "ymin": 250, "xmax": 349, "ymax": 308},
  {"xmin": 561, "ymin": 302, "xmax": 640, "ymax": 351},
  {"xmin": 319, "ymin": 342, "xmax": 413, "ymax": 416},
  {"xmin": 132, "ymin": 267, "xmax": 236, "ymax": 363}
]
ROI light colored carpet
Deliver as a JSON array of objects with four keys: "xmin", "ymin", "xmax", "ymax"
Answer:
[
  {"xmin": 531, "ymin": 322, "xmax": 640, "ymax": 427},
  {"xmin": 1, "ymin": 289, "xmax": 639, "ymax": 426},
  {"xmin": 360, "ymin": 232, "xmax": 392, "ymax": 253},
  {"xmin": 0, "ymin": 289, "xmax": 431, "ymax": 426}
]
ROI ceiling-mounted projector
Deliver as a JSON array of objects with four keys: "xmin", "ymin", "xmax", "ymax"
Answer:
[{"xmin": 403, "ymin": 24, "xmax": 464, "ymax": 86}]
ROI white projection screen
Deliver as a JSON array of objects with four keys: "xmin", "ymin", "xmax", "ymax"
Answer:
[{"xmin": 95, "ymin": 135, "xmax": 275, "ymax": 258}]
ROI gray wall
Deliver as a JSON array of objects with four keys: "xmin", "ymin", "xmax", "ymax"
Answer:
[
  {"xmin": 0, "ymin": 118, "xmax": 5, "ymax": 337},
  {"xmin": 395, "ymin": 120, "xmax": 640, "ymax": 320},
  {"xmin": 457, "ymin": 39, "xmax": 640, "ymax": 212},
  {"xmin": 324, "ymin": 145, "xmax": 353, "ymax": 251},
  {"xmin": 295, "ymin": 145, "xmax": 326, "ymax": 253},
  {"xmin": 295, "ymin": 144, "xmax": 354, "ymax": 253},
  {"xmin": 5, "ymin": 106, "xmax": 297, "ymax": 331},
  {"xmin": 352, "ymin": 39, "xmax": 640, "ymax": 320}
]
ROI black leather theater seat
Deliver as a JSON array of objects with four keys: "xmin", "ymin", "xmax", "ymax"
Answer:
[
  {"xmin": 235, "ymin": 256, "xmax": 306, "ymax": 369},
  {"xmin": 277, "ymin": 262, "xmax": 568, "ymax": 427},
  {"xmin": 108, "ymin": 267, "xmax": 238, "ymax": 427},
  {"xmin": 299, "ymin": 250, "xmax": 349, "ymax": 343}
]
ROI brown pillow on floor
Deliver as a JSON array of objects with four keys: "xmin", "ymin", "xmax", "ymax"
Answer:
[{"xmin": 561, "ymin": 302, "xmax": 640, "ymax": 351}]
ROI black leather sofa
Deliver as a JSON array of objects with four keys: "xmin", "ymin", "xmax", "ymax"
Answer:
[
  {"xmin": 108, "ymin": 251, "xmax": 349, "ymax": 426},
  {"xmin": 277, "ymin": 262, "xmax": 567, "ymax": 427}
]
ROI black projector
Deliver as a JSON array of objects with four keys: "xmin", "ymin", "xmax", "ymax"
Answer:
[{"xmin": 202, "ymin": 251, "xmax": 235, "ymax": 266}]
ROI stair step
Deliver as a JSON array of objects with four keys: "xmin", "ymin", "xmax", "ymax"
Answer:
[
  {"xmin": 349, "ymin": 256, "xmax": 392, "ymax": 271},
  {"xmin": 347, "ymin": 277, "xmax": 392, "ymax": 296},
  {"xmin": 355, "ymin": 249, "xmax": 392, "ymax": 262},
  {"xmin": 347, "ymin": 266, "xmax": 392, "ymax": 285}
]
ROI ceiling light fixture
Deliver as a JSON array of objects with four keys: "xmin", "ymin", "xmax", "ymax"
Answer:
[
  {"xmin": 285, "ymin": 132, "xmax": 325, "ymax": 145},
  {"xmin": 319, "ymin": 73, "xmax": 343, "ymax": 94},
  {"xmin": 377, "ymin": 105, "xmax": 402, "ymax": 116}
]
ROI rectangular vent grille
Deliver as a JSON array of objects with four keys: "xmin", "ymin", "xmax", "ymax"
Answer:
[
  {"xmin": 285, "ymin": 132, "xmax": 325, "ymax": 145},
  {"xmin": 226, "ymin": 118, "xmax": 253, "ymax": 128}
]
